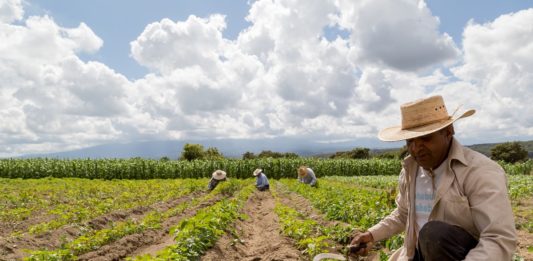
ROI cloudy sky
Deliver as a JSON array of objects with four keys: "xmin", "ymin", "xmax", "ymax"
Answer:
[{"xmin": 0, "ymin": 0, "xmax": 532, "ymax": 157}]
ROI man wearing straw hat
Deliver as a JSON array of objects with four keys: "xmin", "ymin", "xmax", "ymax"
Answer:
[
  {"xmin": 298, "ymin": 165, "xmax": 318, "ymax": 187},
  {"xmin": 253, "ymin": 168, "xmax": 270, "ymax": 191},
  {"xmin": 207, "ymin": 169, "xmax": 228, "ymax": 191},
  {"xmin": 350, "ymin": 95, "xmax": 516, "ymax": 260}
]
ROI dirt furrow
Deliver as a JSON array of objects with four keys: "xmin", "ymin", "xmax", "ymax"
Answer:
[
  {"xmin": 201, "ymin": 190, "xmax": 303, "ymax": 261},
  {"xmin": 274, "ymin": 181, "xmax": 378, "ymax": 261},
  {"xmin": 77, "ymin": 193, "xmax": 222, "ymax": 261},
  {"xmin": 0, "ymin": 191, "xmax": 205, "ymax": 261}
]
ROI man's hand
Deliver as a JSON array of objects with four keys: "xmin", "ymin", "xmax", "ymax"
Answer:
[{"xmin": 349, "ymin": 231, "xmax": 374, "ymax": 256}]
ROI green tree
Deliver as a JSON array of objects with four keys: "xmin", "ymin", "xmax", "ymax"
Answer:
[
  {"xmin": 490, "ymin": 142, "xmax": 528, "ymax": 163},
  {"xmin": 179, "ymin": 143, "xmax": 205, "ymax": 161},
  {"xmin": 330, "ymin": 147, "xmax": 370, "ymax": 159},
  {"xmin": 375, "ymin": 151, "xmax": 398, "ymax": 159},
  {"xmin": 242, "ymin": 151, "xmax": 256, "ymax": 160},
  {"xmin": 258, "ymin": 150, "xmax": 282, "ymax": 158},
  {"xmin": 283, "ymin": 152, "xmax": 299, "ymax": 159},
  {"xmin": 256, "ymin": 150, "xmax": 299, "ymax": 158},
  {"xmin": 205, "ymin": 147, "xmax": 224, "ymax": 160}
]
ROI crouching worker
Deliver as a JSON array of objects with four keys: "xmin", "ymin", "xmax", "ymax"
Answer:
[
  {"xmin": 297, "ymin": 166, "xmax": 317, "ymax": 187},
  {"xmin": 208, "ymin": 170, "xmax": 227, "ymax": 191},
  {"xmin": 253, "ymin": 168, "xmax": 269, "ymax": 191},
  {"xmin": 351, "ymin": 95, "xmax": 516, "ymax": 260}
]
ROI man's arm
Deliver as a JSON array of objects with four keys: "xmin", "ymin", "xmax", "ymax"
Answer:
[
  {"xmin": 463, "ymin": 163, "xmax": 516, "ymax": 260},
  {"xmin": 257, "ymin": 175, "xmax": 267, "ymax": 188},
  {"xmin": 207, "ymin": 178, "xmax": 216, "ymax": 190},
  {"xmin": 356, "ymin": 169, "xmax": 410, "ymax": 243},
  {"xmin": 308, "ymin": 168, "xmax": 317, "ymax": 186}
]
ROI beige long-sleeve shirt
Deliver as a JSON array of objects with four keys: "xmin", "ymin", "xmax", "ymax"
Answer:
[{"xmin": 368, "ymin": 138, "xmax": 517, "ymax": 260}]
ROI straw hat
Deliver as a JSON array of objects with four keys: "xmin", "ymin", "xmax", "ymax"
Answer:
[
  {"xmin": 378, "ymin": 95, "xmax": 475, "ymax": 142},
  {"xmin": 298, "ymin": 166, "xmax": 307, "ymax": 177},
  {"xmin": 253, "ymin": 168, "xmax": 262, "ymax": 176},
  {"xmin": 212, "ymin": 170, "xmax": 227, "ymax": 180}
]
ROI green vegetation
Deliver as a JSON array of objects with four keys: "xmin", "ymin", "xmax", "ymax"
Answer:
[
  {"xmin": 491, "ymin": 142, "xmax": 529, "ymax": 163},
  {"xmin": 0, "ymin": 178, "xmax": 205, "ymax": 236},
  {"xmin": 179, "ymin": 143, "xmax": 224, "ymax": 161},
  {"xmin": 0, "ymin": 169, "xmax": 528, "ymax": 260},
  {"xmin": 1, "ymin": 158, "xmax": 530, "ymax": 180},
  {"xmin": 134, "ymin": 180, "xmax": 255, "ymax": 260},
  {"xmin": 329, "ymin": 147, "xmax": 371, "ymax": 159},
  {"xmin": 242, "ymin": 150, "xmax": 299, "ymax": 159},
  {"xmin": 468, "ymin": 140, "xmax": 533, "ymax": 159},
  {"xmin": 0, "ymin": 158, "xmax": 402, "ymax": 179}
]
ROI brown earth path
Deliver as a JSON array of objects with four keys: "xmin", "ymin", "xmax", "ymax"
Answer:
[
  {"xmin": 201, "ymin": 189, "xmax": 303, "ymax": 261},
  {"xmin": 514, "ymin": 198, "xmax": 533, "ymax": 261}
]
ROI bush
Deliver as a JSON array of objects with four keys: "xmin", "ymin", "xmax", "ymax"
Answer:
[
  {"xmin": 242, "ymin": 151, "xmax": 256, "ymax": 160},
  {"xmin": 256, "ymin": 150, "xmax": 299, "ymax": 159},
  {"xmin": 491, "ymin": 142, "xmax": 528, "ymax": 164},
  {"xmin": 330, "ymin": 148, "xmax": 370, "ymax": 159},
  {"xmin": 179, "ymin": 144, "xmax": 225, "ymax": 161}
]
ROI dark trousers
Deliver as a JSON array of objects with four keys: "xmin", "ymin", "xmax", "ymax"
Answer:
[
  {"xmin": 257, "ymin": 185, "xmax": 269, "ymax": 191},
  {"xmin": 413, "ymin": 221, "xmax": 478, "ymax": 261}
]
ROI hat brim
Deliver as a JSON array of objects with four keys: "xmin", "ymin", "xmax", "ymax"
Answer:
[
  {"xmin": 212, "ymin": 171, "xmax": 227, "ymax": 180},
  {"xmin": 378, "ymin": 109, "xmax": 475, "ymax": 142}
]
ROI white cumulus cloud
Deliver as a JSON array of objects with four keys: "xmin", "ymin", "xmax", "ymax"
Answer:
[
  {"xmin": 450, "ymin": 8, "xmax": 533, "ymax": 137},
  {"xmin": 0, "ymin": 0, "xmax": 531, "ymax": 157},
  {"xmin": 0, "ymin": 0, "xmax": 23, "ymax": 23}
]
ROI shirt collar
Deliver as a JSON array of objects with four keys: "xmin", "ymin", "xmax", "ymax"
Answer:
[{"xmin": 446, "ymin": 137, "xmax": 468, "ymax": 168}]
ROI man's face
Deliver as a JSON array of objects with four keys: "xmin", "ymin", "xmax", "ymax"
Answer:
[{"xmin": 405, "ymin": 126, "xmax": 453, "ymax": 170}]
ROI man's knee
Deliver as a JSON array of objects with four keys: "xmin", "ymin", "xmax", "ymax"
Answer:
[
  {"xmin": 419, "ymin": 220, "xmax": 450, "ymax": 242},
  {"xmin": 418, "ymin": 220, "xmax": 477, "ymax": 261}
]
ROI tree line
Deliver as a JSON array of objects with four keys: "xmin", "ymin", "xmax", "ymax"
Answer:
[{"xmin": 174, "ymin": 141, "xmax": 529, "ymax": 164}]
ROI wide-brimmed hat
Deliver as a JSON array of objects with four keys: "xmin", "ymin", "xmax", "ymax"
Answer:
[
  {"xmin": 378, "ymin": 95, "xmax": 475, "ymax": 142},
  {"xmin": 253, "ymin": 168, "xmax": 262, "ymax": 176},
  {"xmin": 212, "ymin": 170, "xmax": 227, "ymax": 180},
  {"xmin": 298, "ymin": 166, "xmax": 307, "ymax": 176}
]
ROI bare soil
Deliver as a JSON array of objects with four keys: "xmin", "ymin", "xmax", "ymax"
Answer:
[
  {"xmin": 515, "ymin": 198, "xmax": 533, "ymax": 261},
  {"xmin": 516, "ymin": 230, "xmax": 533, "ymax": 261},
  {"xmin": 201, "ymin": 190, "xmax": 303, "ymax": 261}
]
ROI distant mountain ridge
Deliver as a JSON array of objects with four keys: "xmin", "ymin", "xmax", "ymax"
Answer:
[
  {"xmin": 467, "ymin": 140, "xmax": 533, "ymax": 158},
  {"xmin": 15, "ymin": 138, "xmax": 533, "ymax": 159},
  {"xmin": 17, "ymin": 137, "xmax": 390, "ymax": 159}
]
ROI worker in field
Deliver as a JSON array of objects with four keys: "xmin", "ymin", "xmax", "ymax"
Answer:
[
  {"xmin": 207, "ymin": 170, "xmax": 227, "ymax": 191},
  {"xmin": 350, "ymin": 95, "xmax": 516, "ymax": 260},
  {"xmin": 297, "ymin": 166, "xmax": 317, "ymax": 187},
  {"xmin": 253, "ymin": 168, "xmax": 270, "ymax": 191}
]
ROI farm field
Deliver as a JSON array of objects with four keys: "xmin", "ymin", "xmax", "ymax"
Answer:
[{"xmin": 1, "ymin": 173, "xmax": 532, "ymax": 261}]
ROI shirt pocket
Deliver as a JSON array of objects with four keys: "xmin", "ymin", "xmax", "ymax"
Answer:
[{"xmin": 442, "ymin": 195, "xmax": 477, "ymax": 238}]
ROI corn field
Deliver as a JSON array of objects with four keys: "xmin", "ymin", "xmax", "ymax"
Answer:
[{"xmin": 0, "ymin": 158, "xmax": 530, "ymax": 179}]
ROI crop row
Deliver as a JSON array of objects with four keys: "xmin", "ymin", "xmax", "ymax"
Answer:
[
  {"xmin": 131, "ymin": 180, "xmax": 255, "ymax": 260},
  {"xmin": 278, "ymin": 178, "xmax": 404, "ymax": 252},
  {"xmin": 2, "ymin": 158, "xmax": 529, "ymax": 180},
  {"xmin": 0, "ymin": 158, "xmax": 401, "ymax": 179},
  {"xmin": 0, "ymin": 178, "xmax": 206, "ymax": 237},
  {"xmin": 2, "ymin": 175, "xmax": 530, "ymax": 260},
  {"xmin": 271, "ymin": 182, "xmax": 355, "ymax": 258},
  {"xmin": 25, "ymin": 180, "xmax": 243, "ymax": 261}
]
